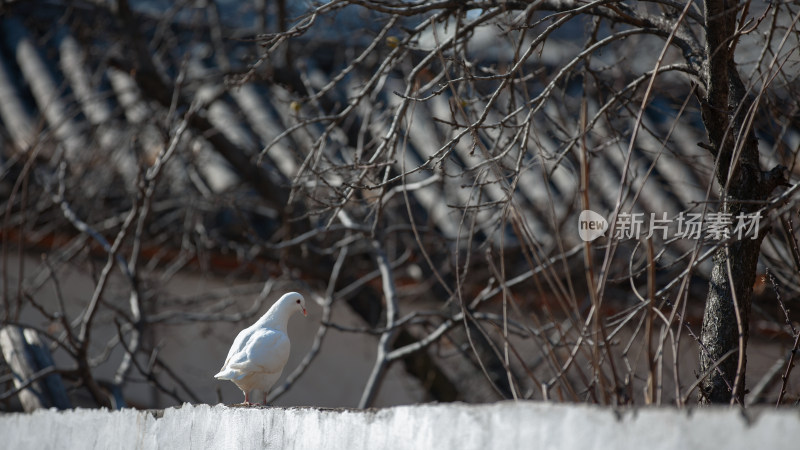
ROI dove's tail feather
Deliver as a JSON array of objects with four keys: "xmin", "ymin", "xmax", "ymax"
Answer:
[{"xmin": 214, "ymin": 368, "xmax": 241, "ymax": 380}]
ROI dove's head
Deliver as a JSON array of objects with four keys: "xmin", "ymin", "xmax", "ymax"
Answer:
[{"xmin": 284, "ymin": 291, "xmax": 307, "ymax": 317}]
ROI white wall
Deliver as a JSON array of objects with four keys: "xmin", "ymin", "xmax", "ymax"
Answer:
[{"xmin": 1, "ymin": 402, "xmax": 799, "ymax": 450}]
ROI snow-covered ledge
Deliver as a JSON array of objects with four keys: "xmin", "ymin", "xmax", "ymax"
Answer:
[{"xmin": 1, "ymin": 402, "xmax": 799, "ymax": 449}]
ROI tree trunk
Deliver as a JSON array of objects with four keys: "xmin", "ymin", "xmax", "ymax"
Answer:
[
  {"xmin": 697, "ymin": 0, "xmax": 786, "ymax": 404},
  {"xmin": 0, "ymin": 326, "xmax": 72, "ymax": 411},
  {"xmin": 699, "ymin": 237, "xmax": 759, "ymax": 403}
]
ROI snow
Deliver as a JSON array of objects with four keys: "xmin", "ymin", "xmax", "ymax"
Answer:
[{"xmin": 1, "ymin": 402, "xmax": 799, "ymax": 449}]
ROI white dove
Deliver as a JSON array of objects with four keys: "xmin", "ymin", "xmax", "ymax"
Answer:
[{"xmin": 215, "ymin": 291, "xmax": 307, "ymax": 405}]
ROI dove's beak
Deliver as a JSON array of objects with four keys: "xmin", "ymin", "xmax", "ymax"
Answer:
[{"xmin": 302, "ymin": 308, "xmax": 307, "ymax": 317}]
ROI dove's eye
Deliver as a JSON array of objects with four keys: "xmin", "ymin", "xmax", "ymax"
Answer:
[{"xmin": 296, "ymin": 299, "xmax": 300, "ymax": 303}]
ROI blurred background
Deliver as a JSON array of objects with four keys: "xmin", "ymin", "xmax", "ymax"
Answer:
[{"xmin": 1, "ymin": 0, "xmax": 799, "ymax": 411}]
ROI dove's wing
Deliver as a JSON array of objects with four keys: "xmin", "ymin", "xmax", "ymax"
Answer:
[
  {"xmin": 226, "ymin": 328, "xmax": 291, "ymax": 375},
  {"xmin": 218, "ymin": 326, "xmax": 254, "ymax": 372}
]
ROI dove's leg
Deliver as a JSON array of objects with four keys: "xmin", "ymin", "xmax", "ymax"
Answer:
[
  {"xmin": 262, "ymin": 393, "xmax": 268, "ymax": 405},
  {"xmin": 244, "ymin": 392, "xmax": 250, "ymax": 405}
]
